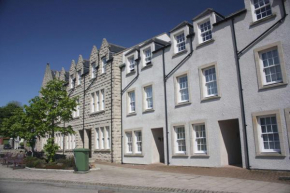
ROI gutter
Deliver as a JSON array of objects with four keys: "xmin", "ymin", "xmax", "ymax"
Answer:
[{"xmin": 110, "ymin": 58, "xmax": 113, "ymax": 163}]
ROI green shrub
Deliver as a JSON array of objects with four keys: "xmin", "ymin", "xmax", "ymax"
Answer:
[
  {"xmin": 56, "ymin": 156, "xmax": 75, "ymax": 169},
  {"xmin": 24, "ymin": 157, "xmax": 46, "ymax": 168}
]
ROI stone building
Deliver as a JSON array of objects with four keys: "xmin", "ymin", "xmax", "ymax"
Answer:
[
  {"xmin": 38, "ymin": 39, "xmax": 125, "ymax": 163},
  {"xmin": 120, "ymin": 0, "xmax": 290, "ymax": 170}
]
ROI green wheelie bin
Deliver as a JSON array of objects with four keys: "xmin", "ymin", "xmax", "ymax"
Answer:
[{"xmin": 73, "ymin": 148, "xmax": 90, "ymax": 172}]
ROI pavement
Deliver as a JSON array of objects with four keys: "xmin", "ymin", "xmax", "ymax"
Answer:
[{"xmin": 0, "ymin": 162, "xmax": 290, "ymax": 193}]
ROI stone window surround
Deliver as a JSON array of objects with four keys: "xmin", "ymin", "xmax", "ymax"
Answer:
[
  {"xmin": 90, "ymin": 87, "xmax": 106, "ymax": 115},
  {"xmin": 142, "ymin": 82, "xmax": 154, "ymax": 113},
  {"xmin": 126, "ymin": 51, "xmax": 138, "ymax": 74},
  {"xmin": 254, "ymin": 41, "xmax": 288, "ymax": 90},
  {"xmin": 171, "ymin": 122, "xmax": 189, "ymax": 158},
  {"xmin": 194, "ymin": 14, "xmax": 215, "ymax": 46},
  {"xmin": 94, "ymin": 124, "xmax": 111, "ymax": 152},
  {"xmin": 198, "ymin": 62, "xmax": 221, "ymax": 101},
  {"xmin": 170, "ymin": 27, "xmax": 189, "ymax": 57},
  {"xmin": 174, "ymin": 71, "xmax": 192, "ymax": 107},
  {"xmin": 252, "ymin": 109, "xmax": 286, "ymax": 158},
  {"xmin": 124, "ymin": 128, "xmax": 143, "ymax": 157},
  {"xmin": 126, "ymin": 88, "xmax": 136, "ymax": 116},
  {"xmin": 189, "ymin": 120, "xmax": 210, "ymax": 157},
  {"xmin": 284, "ymin": 108, "xmax": 290, "ymax": 153}
]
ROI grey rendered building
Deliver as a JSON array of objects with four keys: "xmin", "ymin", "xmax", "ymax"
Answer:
[
  {"xmin": 121, "ymin": 0, "xmax": 290, "ymax": 170},
  {"xmin": 39, "ymin": 39, "xmax": 125, "ymax": 163}
]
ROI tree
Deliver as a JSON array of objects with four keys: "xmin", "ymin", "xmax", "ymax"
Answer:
[
  {"xmin": 0, "ymin": 101, "xmax": 22, "ymax": 130},
  {"xmin": 33, "ymin": 79, "xmax": 78, "ymax": 162}
]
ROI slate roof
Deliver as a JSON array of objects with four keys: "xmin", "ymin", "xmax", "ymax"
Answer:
[
  {"xmin": 169, "ymin": 21, "xmax": 193, "ymax": 33},
  {"xmin": 108, "ymin": 43, "xmax": 126, "ymax": 53}
]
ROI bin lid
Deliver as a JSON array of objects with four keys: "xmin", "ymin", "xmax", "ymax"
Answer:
[{"xmin": 73, "ymin": 148, "xmax": 90, "ymax": 152}]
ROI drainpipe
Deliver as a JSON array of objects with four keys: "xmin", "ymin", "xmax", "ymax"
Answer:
[
  {"xmin": 230, "ymin": 18, "xmax": 250, "ymax": 169},
  {"xmin": 110, "ymin": 58, "xmax": 114, "ymax": 163}
]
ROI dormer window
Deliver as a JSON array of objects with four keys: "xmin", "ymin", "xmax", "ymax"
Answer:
[
  {"xmin": 77, "ymin": 70, "xmax": 81, "ymax": 85},
  {"xmin": 70, "ymin": 75, "xmax": 74, "ymax": 89},
  {"xmin": 175, "ymin": 33, "xmax": 185, "ymax": 52},
  {"xmin": 144, "ymin": 48, "xmax": 151, "ymax": 64},
  {"xmin": 101, "ymin": 57, "xmax": 106, "ymax": 73},
  {"xmin": 129, "ymin": 56, "xmax": 135, "ymax": 71},
  {"xmin": 253, "ymin": 0, "xmax": 272, "ymax": 20},
  {"xmin": 91, "ymin": 63, "xmax": 96, "ymax": 78},
  {"xmin": 199, "ymin": 20, "xmax": 212, "ymax": 43}
]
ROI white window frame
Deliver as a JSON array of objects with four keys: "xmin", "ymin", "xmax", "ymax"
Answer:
[
  {"xmin": 96, "ymin": 91, "xmax": 100, "ymax": 111},
  {"xmin": 192, "ymin": 124, "xmax": 207, "ymax": 154},
  {"xmin": 203, "ymin": 66, "xmax": 218, "ymax": 97},
  {"xmin": 91, "ymin": 63, "xmax": 96, "ymax": 78},
  {"xmin": 144, "ymin": 48, "xmax": 152, "ymax": 64},
  {"xmin": 144, "ymin": 85, "xmax": 153, "ymax": 110},
  {"xmin": 257, "ymin": 115, "xmax": 281, "ymax": 153},
  {"xmin": 91, "ymin": 93, "xmax": 95, "ymax": 113},
  {"xmin": 72, "ymin": 134, "xmax": 76, "ymax": 149},
  {"xmin": 77, "ymin": 70, "xmax": 81, "ymax": 85},
  {"xmin": 128, "ymin": 56, "xmax": 135, "ymax": 72},
  {"xmin": 251, "ymin": 0, "xmax": 272, "ymax": 21},
  {"xmin": 177, "ymin": 74, "xmax": 189, "ymax": 103},
  {"xmin": 70, "ymin": 75, "xmax": 74, "ymax": 89},
  {"xmin": 106, "ymin": 126, "xmax": 110, "ymax": 149},
  {"xmin": 198, "ymin": 20, "xmax": 212, "ymax": 43},
  {"xmin": 95, "ymin": 128, "xmax": 100, "ymax": 149},
  {"xmin": 259, "ymin": 48, "xmax": 282, "ymax": 85},
  {"xmin": 128, "ymin": 90, "xmax": 136, "ymax": 114},
  {"xmin": 101, "ymin": 57, "xmax": 106, "ymax": 73},
  {"xmin": 175, "ymin": 32, "xmax": 186, "ymax": 53},
  {"xmin": 174, "ymin": 126, "xmax": 186, "ymax": 154},
  {"xmin": 101, "ymin": 89, "xmax": 105, "ymax": 111},
  {"xmin": 135, "ymin": 131, "xmax": 142, "ymax": 154},
  {"xmin": 125, "ymin": 131, "xmax": 133, "ymax": 154}
]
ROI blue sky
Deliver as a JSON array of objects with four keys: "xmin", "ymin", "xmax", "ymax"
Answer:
[{"xmin": 0, "ymin": 0, "xmax": 244, "ymax": 107}]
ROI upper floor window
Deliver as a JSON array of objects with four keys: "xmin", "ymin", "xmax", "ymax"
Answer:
[
  {"xmin": 175, "ymin": 33, "xmax": 185, "ymax": 52},
  {"xmin": 177, "ymin": 75, "xmax": 189, "ymax": 103},
  {"xmin": 260, "ymin": 48, "xmax": 282, "ymax": 85},
  {"xmin": 101, "ymin": 89, "xmax": 105, "ymax": 111},
  {"xmin": 77, "ymin": 70, "xmax": 81, "ymax": 85},
  {"xmin": 203, "ymin": 67, "xmax": 217, "ymax": 97},
  {"xmin": 101, "ymin": 57, "xmax": 106, "ymax": 73},
  {"xmin": 199, "ymin": 20, "xmax": 212, "ymax": 43},
  {"xmin": 91, "ymin": 93, "xmax": 95, "ymax": 113},
  {"xmin": 128, "ymin": 56, "xmax": 135, "ymax": 72},
  {"xmin": 70, "ymin": 75, "xmax": 74, "ymax": 89},
  {"xmin": 128, "ymin": 91, "xmax": 135, "ymax": 113},
  {"xmin": 144, "ymin": 48, "xmax": 151, "ymax": 64},
  {"xmin": 91, "ymin": 63, "xmax": 96, "ymax": 78},
  {"xmin": 144, "ymin": 85, "xmax": 153, "ymax": 110},
  {"xmin": 253, "ymin": 0, "xmax": 272, "ymax": 20},
  {"xmin": 91, "ymin": 89, "xmax": 104, "ymax": 113}
]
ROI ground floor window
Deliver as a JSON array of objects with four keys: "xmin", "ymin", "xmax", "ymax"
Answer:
[
  {"xmin": 174, "ymin": 126, "xmax": 186, "ymax": 154},
  {"xmin": 95, "ymin": 126, "xmax": 110, "ymax": 150},
  {"xmin": 125, "ymin": 129, "xmax": 142, "ymax": 155}
]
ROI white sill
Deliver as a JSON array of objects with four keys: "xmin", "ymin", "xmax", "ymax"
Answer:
[
  {"xmin": 250, "ymin": 13, "xmax": 276, "ymax": 27},
  {"xmin": 172, "ymin": 49, "xmax": 188, "ymax": 58},
  {"xmin": 259, "ymin": 81, "xmax": 287, "ymax": 90},
  {"xmin": 126, "ymin": 70, "xmax": 136, "ymax": 76},
  {"xmin": 196, "ymin": 39, "xmax": 215, "ymax": 48},
  {"xmin": 124, "ymin": 153, "xmax": 144, "ymax": 157},
  {"xmin": 127, "ymin": 112, "xmax": 137, "ymax": 117},
  {"xmin": 90, "ymin": 110, "xmax": 105, "ymax": 115},
  {"xmin": 175, "ymin": 101, "xmax": 191, "ymax": 107}
]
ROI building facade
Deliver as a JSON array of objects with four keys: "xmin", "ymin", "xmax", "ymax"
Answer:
[
  {"xmin": 121, "ymin": 0, "xmax": 290, "ymax": 170},
  {"xmin": 38, "ymin": 39, "xmax": 125, "ymax": 163}
]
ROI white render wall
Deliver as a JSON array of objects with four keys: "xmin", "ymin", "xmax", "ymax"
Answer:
[{"xmin": 236, "ymin": 0, "xmax": 290, "ymax": 170}]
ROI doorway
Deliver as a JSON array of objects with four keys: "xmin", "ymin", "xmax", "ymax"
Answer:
[
  {"xmin": 219, "ymin": 119, "xmax": 242, "ymax": 167},
  {"xmin": 85, "ymin": 129, "xmax": 92, "ymax": 158},
  {"xmin": 151, "ymin": 128, "xmax": 164, "ymax": 163}
]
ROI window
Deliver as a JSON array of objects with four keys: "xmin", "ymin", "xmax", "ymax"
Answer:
[
  {"xmin": 95, "ymin": 127, "xmax": 110, "ymax": 150},
  {"xmin": 126, "ymin": 132, "xmax": 133, "ymax": 154},
  {"xmin": 101, "ymin": 89, "xmax": 105, "ymax": 110},
  {"xmin": 177, "ymin": 75, "xmax": 189, "ymax": 103},
  {"xmin": 77, "ymin": 71, "xmax": 81, "ymax": 85},
  {"xmin": 106, "ymin": 127, "xmax": 110, "ymax": 149},
  {"xmin": 91, "ymin": 93, "xmax": 95, "ymax": 113},
  {"xmin": 254, "ymin": 42, "xmax": 287, "ymax": 89},
  {"xmin": 70, "ymin": 75, "xmax": 74, "ymax": 89},
  {"xmin": 199, "ymin": 20, "xmax": 212, "ymax": 43},
  {"xmin": 91, "ymin": 63, "xmax": 96, "ymax": 78},
  {"xmin": 258, "ymin": 116, "xmax": 280, "ymax": 152},
  {"xmin": 128, "ymin": 91, "xmax": 135, "ymax": 113},
  {"xmin": 193, "ymin": 124, "xmax": 207, "ymax": 154},
  {"xmin": 73, "ymin": 99, "xmax": 80, "ymax": 117},
  {"xmin": 135, "ymin": 131, "xmax": 142, "ymax": 154},
  {"xmin": 101, "ymin": 57, "xmax": 106, "ymax": 73},
  {"xmin": 144, "ymin": 48, "xmax": 151, "ymax": 64},
  {"xmin": 175, "ymin": 126, "xmax": 186, "ymax": 154},
  {"xmin": 203, "ymin": 67, "xmax": 217, "ymax": 97},
  {"xmin": 72, "ymin": 134, "xmax": 76, "ymax": 149},
  {"xmin": 95, "ymin": 128, "xmax": 99, "ymax": 149},
  {"xmin": 260, "ymin": 48, "xmax": 282, "ymax": 85},
  {"xmin": 144, "ymin": 86, "xmax": 153, "ymax": 110},
  {"xmin": 128, "ymin": 56, "xmax": 135, "ymax": 71},
  {"xmin": 96, "ymin": 91, "xmax": 100, "ymax": 111},
  {"xmin": 253, "ymin": 0, "xmax": 272, "ymax": 20},
  {"xmin": 252, "ymin": 110, "xmax": 285, "ymax": 157},
  {"xmin": 175, "ymin": 33, "xmax": 185, "ymax": 52}
]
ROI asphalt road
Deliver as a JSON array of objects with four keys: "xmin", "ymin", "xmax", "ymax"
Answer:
[{"xmin": 0, "ymin": 180, "xmax": 118, "ymax": 193}]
